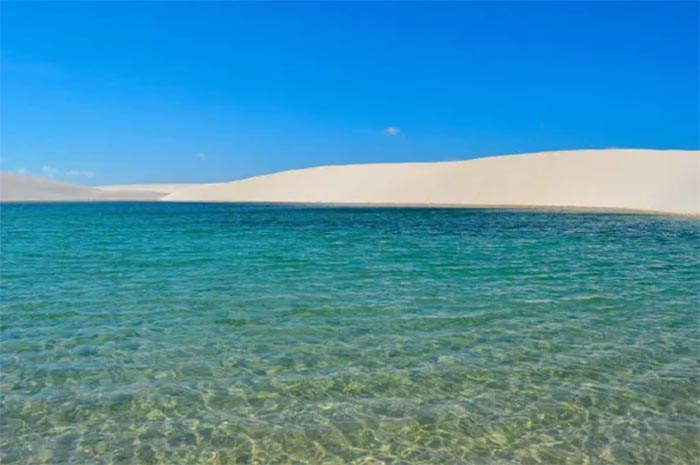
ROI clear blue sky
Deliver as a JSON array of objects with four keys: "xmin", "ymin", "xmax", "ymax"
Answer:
[{"xmin": 1, "ymin": 1, "xmax": 698, "ymax": 185}]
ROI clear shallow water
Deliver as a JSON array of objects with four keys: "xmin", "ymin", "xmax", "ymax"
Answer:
[{"xmin": 1, "ymin": 203, "xmax": 698, "ymax": 465}]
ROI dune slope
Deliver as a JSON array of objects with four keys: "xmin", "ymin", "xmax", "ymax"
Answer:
[
  {"xmin": 99, "ymin": 184, "xmax": 199, "ymax": 195},
  {"xmin": 163, "ymin": 150, "xmax": 700, "ymax": 215},
  {"xmin": 0, "ymin": 172, "xmax": 165, "ymax": 202},
  {"xmin": 3, "ymin": 150, "xmax": 698, "ymax": 214}
]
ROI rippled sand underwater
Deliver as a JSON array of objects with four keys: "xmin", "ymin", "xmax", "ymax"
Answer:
[{"xmin": 1, "ymin": 204, "xmax": 698, "ymax": 464}]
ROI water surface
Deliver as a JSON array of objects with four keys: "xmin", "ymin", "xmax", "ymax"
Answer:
[{"xmin": 1, "ymin": 204, "xmax": 698, "ymax": 464}]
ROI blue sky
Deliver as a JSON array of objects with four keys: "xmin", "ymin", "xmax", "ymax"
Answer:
[{"xmin": 1, "ymin": 2, "xmax": 698, "ymax": 185}]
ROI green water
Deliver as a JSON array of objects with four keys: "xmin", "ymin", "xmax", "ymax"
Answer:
[{"xmin": 1, "ymin": 203, "xmax": 698, "ymax": 464}]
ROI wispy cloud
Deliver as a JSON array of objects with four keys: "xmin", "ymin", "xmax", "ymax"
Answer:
[
  {"xmin": 383, "ymin": 126, "xmax": 402, "ymax": 137},
  {"xmin": 67, "ymin": 169, "xmax": 95, "ymax": 178},
  {"xmin": 196, "ymin": 152, "xmax": 206, "ymax": 160},
  {"xmin": 41, "ymin": 165, "xmax": 59, "ymax": 177},
  {"xmin": 37, "ymin": 166, "xmax": 95, "ymax": 178},
  {"xmin": 16, "ymin": 168, "xmax": 28, "ymax": 175}
]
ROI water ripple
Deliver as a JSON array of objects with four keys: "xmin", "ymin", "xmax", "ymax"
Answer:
[{"xmin": 1, "ymin": 204, "xmax": 698, "ymax": 464}]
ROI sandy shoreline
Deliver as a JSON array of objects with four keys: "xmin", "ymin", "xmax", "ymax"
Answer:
[
  {"xmin": 2, "ymin": 199, "xmax": 697, "ymax": 218},
  {"xmin": 3, "ymin": 149, "xmax": 699, "ymax": 215}
]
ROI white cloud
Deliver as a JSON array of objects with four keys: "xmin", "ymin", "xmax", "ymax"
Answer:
[
  {"xmin": 37, "ymin": 166, "xmax": 95, "ymax": 178},
  {"xmin": 42, "ymin": 165, "xmax": 59, "ymax": 177},
  {"xmin": 67, "ymin": 169, "xmax": 95, "ymax": 178},
  {"xmin": 196, "ymin": 152, "xmax": 206, "ymax": 160},
  {"xmin": 383, "ymin": 126, "xmax": 402, "ymax": 137}
]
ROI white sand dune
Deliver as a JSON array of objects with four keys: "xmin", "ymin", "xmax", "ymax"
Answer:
[
  {"xmin": 159, "ymin": 149, "xmax": 699, "ymax": 215},
  {"xmin": 3, "ymin": 150, "xmax": 699, "ymax": 214},
  {"xmin": 99, "ymin": 183, "xmax": 200, "ymax": 195},
  {"xmin": 0, "ymin": 172, "xmax": 165, "ymax": 202}
]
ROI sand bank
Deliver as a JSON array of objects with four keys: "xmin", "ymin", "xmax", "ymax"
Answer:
[
  {"xmin": 161, "ymin": 149, "xmax": 699, "ymax": 215},
  {"xmin": 0, "ymin": 172, "xmax": 164, "ymax": 202},
  {"xmin": 3, "ymin": 150, "xmax": 698, "ymax": 214}
]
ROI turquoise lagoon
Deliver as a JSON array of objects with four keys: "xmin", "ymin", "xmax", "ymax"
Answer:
[{"xmin": 0, "ymin": 203, "xmax": 698, "ymax": 464}]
